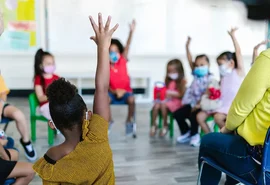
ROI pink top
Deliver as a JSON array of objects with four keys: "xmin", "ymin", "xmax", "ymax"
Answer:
[
  {"xmin": 165, "ymin": 81, "xmax": 182, "ymax": 112},
  {"xmin": 215, "ymin": 69, "xmax": 244, "ymax": 115}
]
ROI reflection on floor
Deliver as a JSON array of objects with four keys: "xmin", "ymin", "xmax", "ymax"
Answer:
[{"xmin": 3, "ymin": 98, "xmax": 206, "ymax": 185}]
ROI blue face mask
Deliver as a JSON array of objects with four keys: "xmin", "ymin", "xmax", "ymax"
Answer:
[
  {"xmin": 193, "ymin": 66, "xmax": 209, "ymax": 77},
  {"xmin": 110, "ymin": 52, "xmax": 119, "ymax": 63}
]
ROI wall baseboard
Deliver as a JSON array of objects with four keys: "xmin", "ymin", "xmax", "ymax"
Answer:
[{"xmin": 8, "ymin": 88, "xmax": 146, "ymax": 97}]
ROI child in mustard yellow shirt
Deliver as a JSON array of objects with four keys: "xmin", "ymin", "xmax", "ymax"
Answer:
[{"xmin": 33, "ymin": 13, "xmax": 118, "ymax": 185}]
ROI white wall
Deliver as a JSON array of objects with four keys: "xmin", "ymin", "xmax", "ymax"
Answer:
[{"xmin": 0, "ymin": 0, "xmax": 267, "ymax": 101}]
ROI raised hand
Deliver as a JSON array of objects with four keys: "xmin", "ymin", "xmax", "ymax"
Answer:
[
  {"xmin": 228, "ymin": 27, "xmax": 238, "ymax": 37},
  {"xmin": 255, "ymin": 40, "xmax": 270, "ymax": 49},
  {"xmin": 89, "ymin": 13, "xmax": 119, "ymax": 48},
  {"xmin": 186, "ymin": 36, "xmax": 191, "ymax": 47},
  {"xmin": 129, "ymin": 19, "xmax": 136, "ymax": 32}
]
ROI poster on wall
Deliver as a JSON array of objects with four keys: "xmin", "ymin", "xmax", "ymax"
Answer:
[{"xmin": 0, "ymin": 0, "xmax": 41, "ymax": 52}]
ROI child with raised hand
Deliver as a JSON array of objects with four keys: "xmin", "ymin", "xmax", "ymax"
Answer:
[
  {"xmin": 33, "ymin": 13, "xmax": 118, "ymax": 185},
  {"xmin": 109, "ymin": 20, "xmax": 136, "ymax": 135},
  {"xmin": 173, "ymin": 36, "xmax": 213, "ymax": 147},
  {"xmin": 251, "ymin": 40, "xmax": 269, "ymax": 65},
  {"xmin": 34, "ymin": 49, "xmax": 59, "ymax": 120},
  {"xmin": 197, "ymin": 28, "xmax": 245, "ymax": 136},
  {"xmin": 0, "ymin": 73, "xmax": 37, "ymax": 161},
  {"xmin": 150, "ymin": 59, "xmax": 186, "ymax": 137}
]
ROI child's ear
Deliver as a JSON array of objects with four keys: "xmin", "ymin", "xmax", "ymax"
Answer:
[{"xmin": 48, "ymin": 120, "xmax": 56, "ymax": 130}]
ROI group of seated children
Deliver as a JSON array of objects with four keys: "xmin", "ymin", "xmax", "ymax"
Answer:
[{"xmin": 150, "ymin": 27, "xmax": 268, "ymax": 147}]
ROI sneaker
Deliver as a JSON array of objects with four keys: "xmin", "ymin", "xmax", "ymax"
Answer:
[
  {"xmin": 190, "ymin": 134, "xmax": 201, "ymax": 147},
  {"xmin": 20, "ymin": 139, "xmax": 37, "ymax": 161},
  {"xmin": 126, "ymin": 122, "xmax": 134, "ymax": 135},
  {"xmin": 177, "ymin": 131, "xmax": 191, "ymax": 143}
]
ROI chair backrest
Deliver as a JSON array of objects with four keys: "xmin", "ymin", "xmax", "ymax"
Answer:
[{"xmin": 28, "ymin": 93, "xmax": 39, "ymax": 117}]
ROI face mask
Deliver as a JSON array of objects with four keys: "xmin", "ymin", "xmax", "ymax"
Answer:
[
  {"xmin": 110, "ymin": 52, "xmax": 119, "ymax": 63},
  {"xmin": 193, "ymin": 66, "xmax": 209, "ymax": 77},
  {"xmin": 219, "ymin": 63, "xmax": 233, "ymax": 76},
  {"xmin": 168, "ymin": 73, "xmax": 178, "ymax": 80},
  {"xmin": 44, "ymin": 65, "xmax": 56, "ymax": 74},
  {"xmin": 50, "ymin": 120, "xmax": 61, "ymax": 135}
]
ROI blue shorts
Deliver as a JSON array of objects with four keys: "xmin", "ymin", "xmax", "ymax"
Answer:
[{"xmin": 109, "ymin": 92, "xmax": 133, "ymax": 105}]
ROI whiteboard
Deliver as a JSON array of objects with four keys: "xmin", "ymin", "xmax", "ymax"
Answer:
[
  {"xmin": 0, "ymin": 0, "xmax": 43, "ymax": 54},
  {"xmin": 47, "ymin": 0, "xmax": 267, "ymax": 55}
]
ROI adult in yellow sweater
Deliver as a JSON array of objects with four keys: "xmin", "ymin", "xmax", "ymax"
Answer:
[
  {"xmin": 198, "ymin": 49, "xmax": 270, "ymax": 185},
  {"xmin": 33, "ymin": 14, "xmax": 118, "ymax": 184}
]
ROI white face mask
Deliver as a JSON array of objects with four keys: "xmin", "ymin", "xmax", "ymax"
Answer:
[
  {"xmin": 168, "ymin": 73, "xmax": 178, "ymax": 80},
  {"xmin": 50, "ymin": 120, "xmax": 61, "ymax": 135},
  {"xmin": 219, "ymin": 63, "xmax": 233, "ymax": 76}
]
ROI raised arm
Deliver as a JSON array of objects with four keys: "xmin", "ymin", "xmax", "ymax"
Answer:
[
  {"xmin": 122, "ymin": 19, "xmax": 136, "ymax": 60},
  {"xmin": 185, "ymin": 36, "xmax": 194, "ymax": 70},
  {"xmin": 89, "ymin": 14, "xmax": 118, "ymax": 121},
  {"xmin": 252, "ymin": 40, "xmax": 269, "ymax": 65},
  {"xmin": 228, "ymin": 28, "xmax": 244, "ymax": 76},
  {"xmin": 225, "ymin": 51, "xmax": 270, "ymax": 131}
]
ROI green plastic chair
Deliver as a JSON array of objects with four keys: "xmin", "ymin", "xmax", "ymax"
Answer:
[
  {"xmin": 28, "ymin": 93, "xmax": 54, "ymax": 146},
  {"xmin": 150, "ymin": 110, "xmax": 174, "ymax": 138},
  {"xmin": 200, "ymin": 116, "xmax": 220, "ymax": 137}
]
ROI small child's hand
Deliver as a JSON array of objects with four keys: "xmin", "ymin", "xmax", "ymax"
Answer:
[
  {"xmin": 186, "ymin": 36, "xmax": 191, "ymax": 47},
  {"xmin": 89, "ymin": 13, "xmax": 119, "ymax": 49},
  {"xmin": 129, "ymin": 19, "xmax": 136, "ymax": 32},
  {"xmin": 116, "ymin": 89, "xmax": 126, "ymax": 99},
  {"xmin": 228, "ymin": 27, "xmax": 238, "ymax": 37}
]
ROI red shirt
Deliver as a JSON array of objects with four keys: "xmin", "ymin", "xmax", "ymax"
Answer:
[
  {"xmin": 34, "ymin": 74, "xmax": 59, "ymax": 106},
  {"xmin": 110, "ymin": 55, "xmax": 132, "ymax": 92}
]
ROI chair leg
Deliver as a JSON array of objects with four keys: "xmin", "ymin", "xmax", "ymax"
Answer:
[
  {"xmin": 197, "ymin": 161, "xmax": 205, "ymax": 185},
  {"xmin": 158, "ymin": 111, "xmax": 163, "ymax": 129},
  {"xmin": 169, "ymin": 113, "xmax": 174, "ymax": 138},
  {"xmin": 150, "ymin": 110, "xmax": 153, "ymax": 127},
  {"xmin": 30, "ymin": 118, "xmax": 36, "ymax": 142},
  {"xmin": 133, "ymin": 111, "xmax": 136, "ymax": 138},
  {"xmin": 3, "ymin": 122, "xmax": 9, "ymax": 132},
  {"xmin": 48, "ymin": 126, "xmax": 54, "ymax": 146}
]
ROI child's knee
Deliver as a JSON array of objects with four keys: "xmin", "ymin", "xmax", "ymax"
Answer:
[
  {"xmin": 153, "ymin": 103, "xmax": 161, "ymax": 110},
  {"xmin": 214, "ymin": 113, "xmax": 226, "ymax": 123},
  {"xmin": 127, "ymin": 95, "xmax": 135, "ymax": 104},
  {"xmin": 196, "ymin": 111, "xmax": 207, "ymax": 122}
]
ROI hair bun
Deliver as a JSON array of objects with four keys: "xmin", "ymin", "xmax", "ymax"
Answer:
[{"xmin": 46, "ymin": 78, "xmax": 78, "ymax": 104}]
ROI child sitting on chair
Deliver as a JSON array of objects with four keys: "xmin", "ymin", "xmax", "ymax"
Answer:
[
  {"xmin": 0, "ymin": 131, "xmax": 34, "ymax": 184},
  {"xmin": 34, "ymin": 48, "xmax": 59, "ymax": 120},
  {"xmin": 0, "ymin": 74, "xmax": 37, "ymax": 161},
  {"xmin": 150, "ymin": 59, "xmax": 186, "ymax": 137},
  {"xmin": 109, "ymin": 19, "xmax": 136, "ymax": 135},
  {"xmin": 33, "ymin": 13, "xmax": 117, "ymax": 185}
]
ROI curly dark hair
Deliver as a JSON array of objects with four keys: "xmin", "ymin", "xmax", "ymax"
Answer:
[
  {"xmin": 46, "ymin": 78, "xmax": 87, "ymax": 131},
  {"xmin": 111, "ymin": 39, "xmax": 124, "ymax": 54}
]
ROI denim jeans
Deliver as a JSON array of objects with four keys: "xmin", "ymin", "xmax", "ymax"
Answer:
[{"xmin": 198, "ymin": 133, "xmax": 262, "ymax": 185}]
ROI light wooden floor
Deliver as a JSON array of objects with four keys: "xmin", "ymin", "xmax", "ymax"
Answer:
[{"xmin": 3, "ymin": 98, "xmax": 213, "ymax": 185}]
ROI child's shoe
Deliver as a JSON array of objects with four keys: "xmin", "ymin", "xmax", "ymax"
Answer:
[
  {"xmin": 20, "ymin": 139, "xmax": 37, "ymax": 161},
  {"xmin": 177, "ymin": 131, "xmax": 191, "ymax": 143},
  {"xmin": 190, "ymin": 134, "xmax": 201, "ymax": 147},
  {"xmin": 125, "ymin": 122, "xmax": 134, "ymax": 135}
]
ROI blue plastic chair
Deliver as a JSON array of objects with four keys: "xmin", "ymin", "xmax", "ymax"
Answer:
[
  {"xmin": 4, "ymin": 178, "xmax": 15, "ymax": 185},
  {"xmin": 0, "ymin": 117, "xmax": 12, "ymax": 132},
  {"xmin": 198, "ymin": 128, "xmax": 270, "ymax": 185}
]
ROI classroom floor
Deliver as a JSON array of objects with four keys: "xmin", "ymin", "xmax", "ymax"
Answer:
[{"xmin": 3, "ymin": 98, "xmax": 225, "ymax": 185}]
